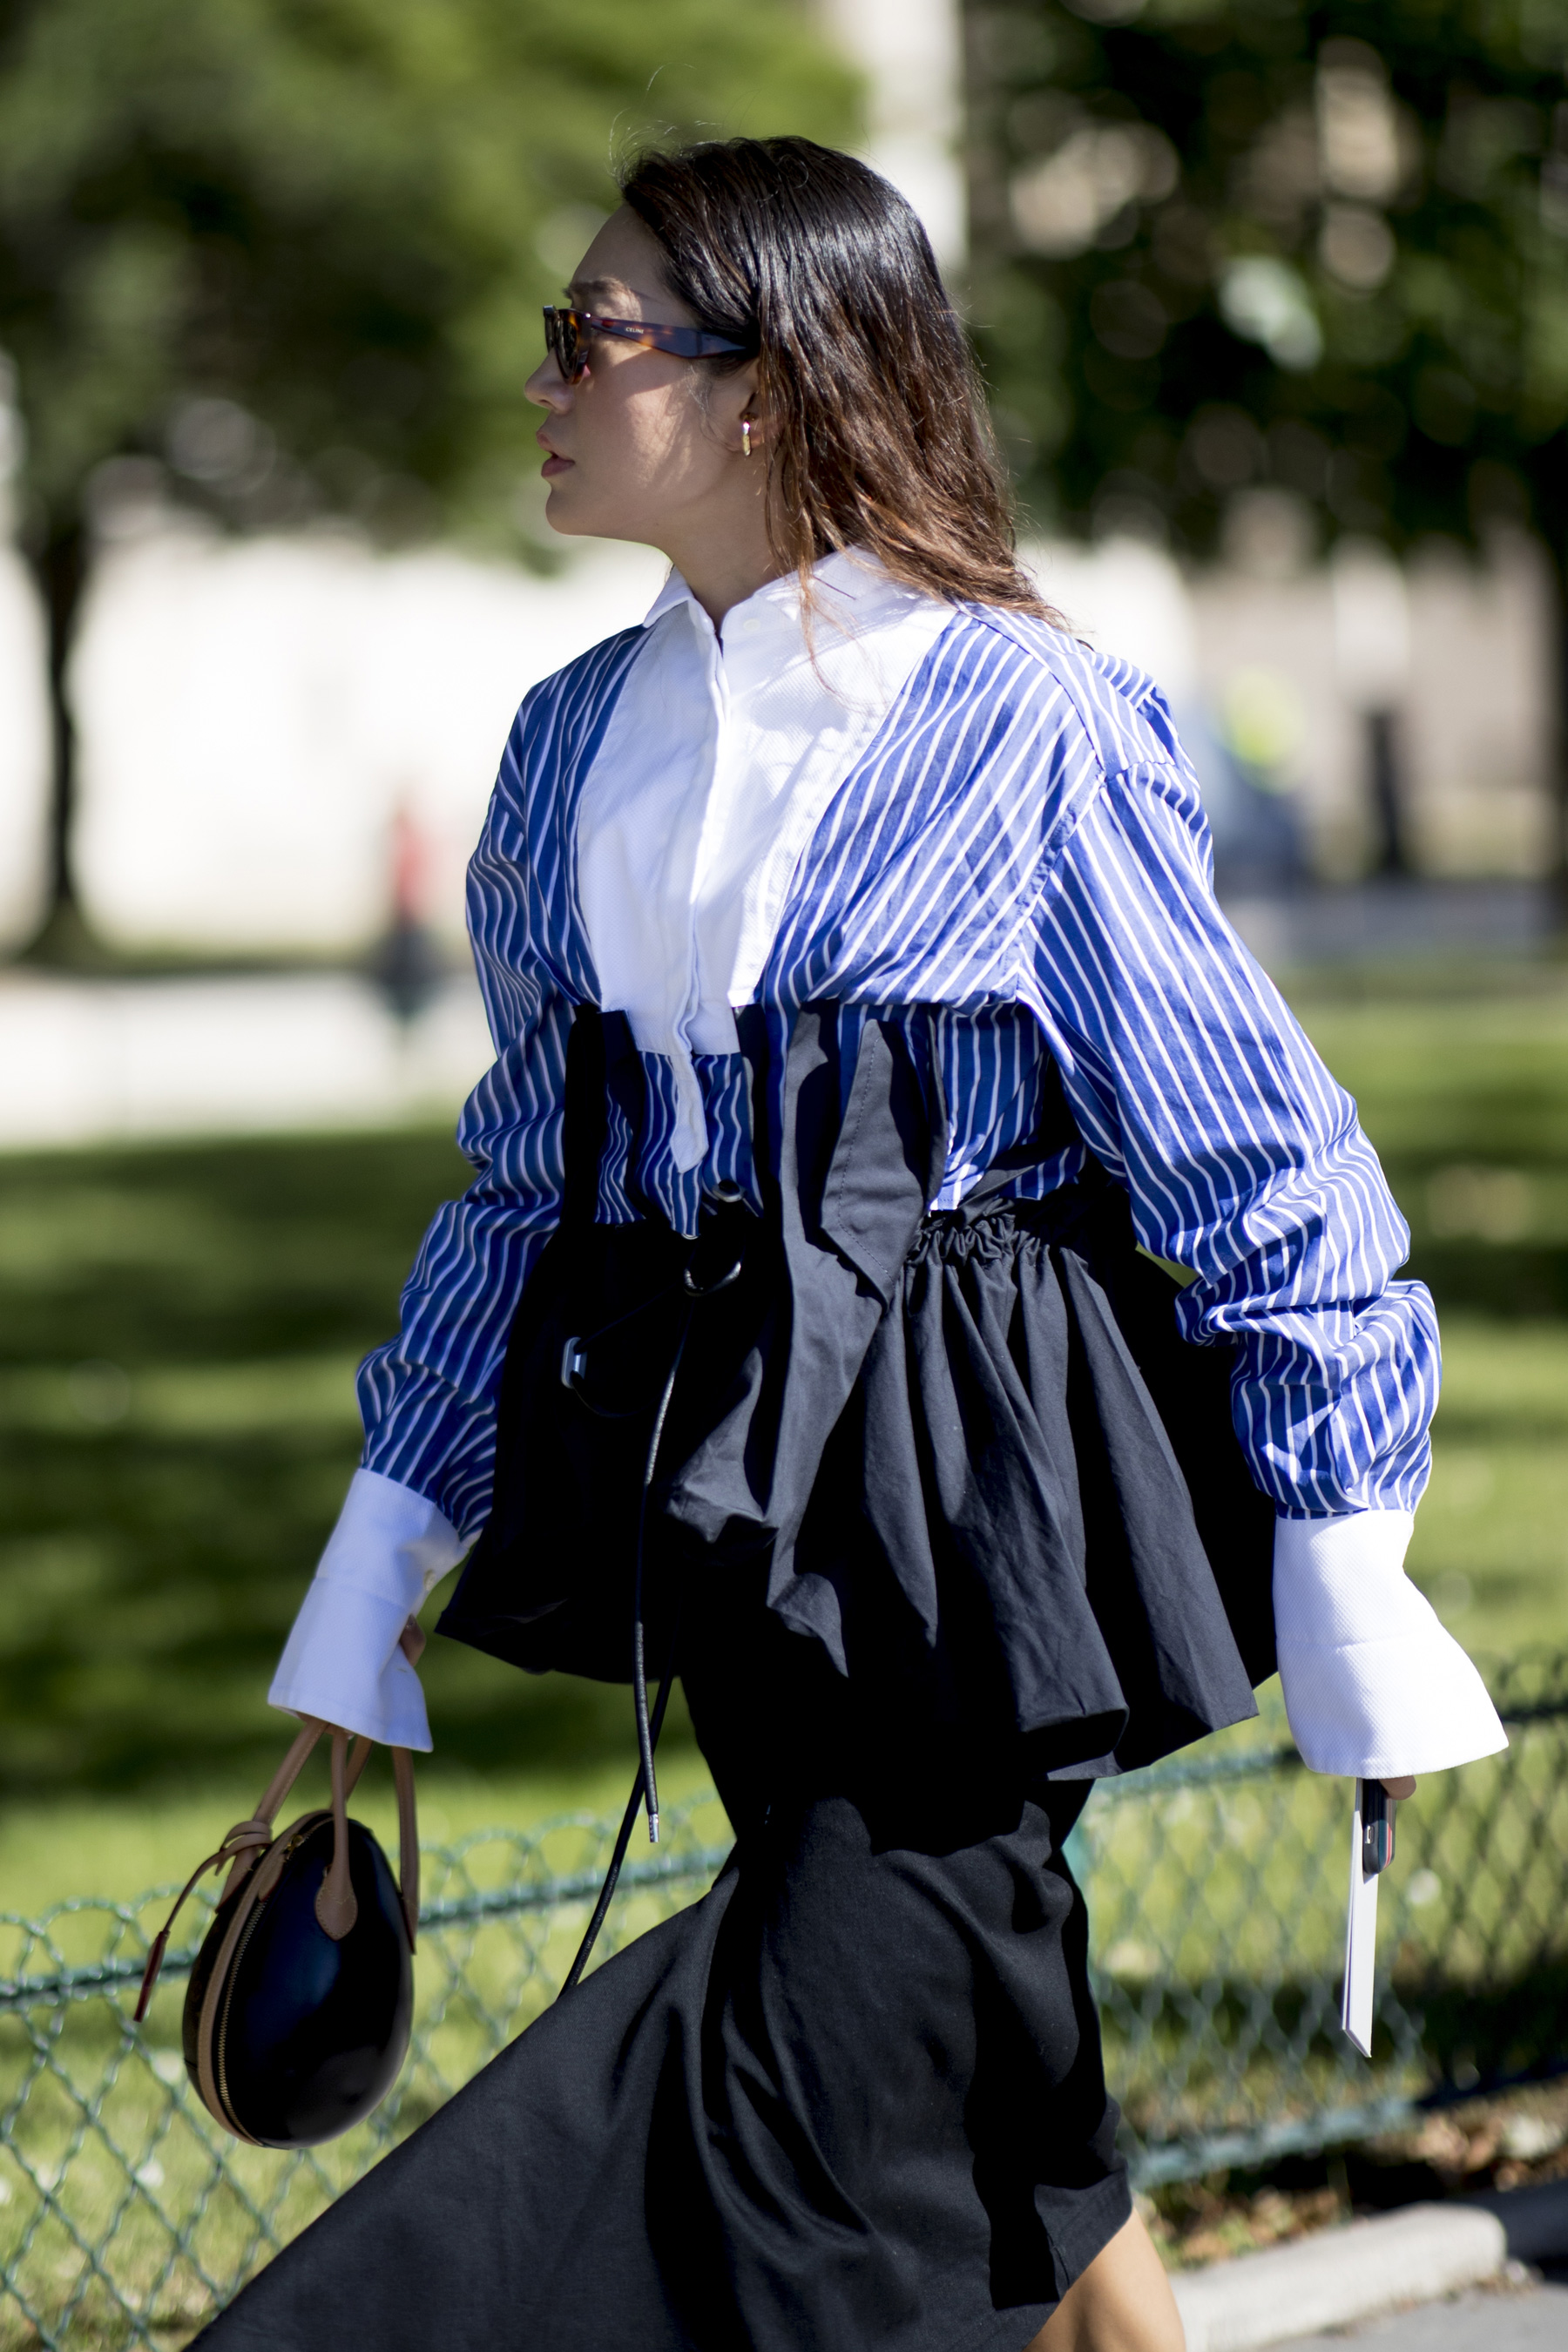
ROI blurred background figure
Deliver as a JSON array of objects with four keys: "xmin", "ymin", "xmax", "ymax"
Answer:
[
  {"xmin": 370, "ymin": 801, "xmax": 446, "ymax": 1028},
  {"xmin": 0, "ymin": 0, "xmax": 858, "ymax": 970},
  {"xmin": 1330, "ymin": 537, "xmax": 1413, "ymax": 875},
  {"xmin": 4, "ymin": 0, "xmax": 1566, "ymax": 975},
  {"xmin": 0, "ymin": 0, "xmax": 866, "ymax": 1822},
  {"xmin": 1, "ymin": 0, "xmax": 1565, "ymax": 1807}
]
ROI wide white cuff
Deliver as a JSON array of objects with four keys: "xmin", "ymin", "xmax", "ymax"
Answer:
[
  {"xmin": 268, "ymin": 1469, "xmax": 466, "ymax": 1750},
  {"xmin": 1274, "ymin": 1510, "xmax": 1507, "ymax": 1779}
]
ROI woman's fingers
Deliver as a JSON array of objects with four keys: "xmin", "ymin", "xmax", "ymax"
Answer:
[{"xmin": 1381, "ymin": 1775, "xmax": 1416, "ymax": 1800}]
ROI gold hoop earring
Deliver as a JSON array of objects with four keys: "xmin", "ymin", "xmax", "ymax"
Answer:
[{"xmin": 741, "ymin": 418, "xmax": 754, "ymax": 461}]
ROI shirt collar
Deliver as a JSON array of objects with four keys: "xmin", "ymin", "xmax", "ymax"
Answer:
[{"xmin": 640, "ymin": 548, "xmax": 936, "ymax": 640}]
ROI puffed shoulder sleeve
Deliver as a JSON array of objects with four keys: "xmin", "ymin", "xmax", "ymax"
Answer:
[{"xmin": 1014, "ymin": 709, "xmax": 1501, "ymax": 1781}]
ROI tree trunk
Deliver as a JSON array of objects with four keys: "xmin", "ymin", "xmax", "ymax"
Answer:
[
  {"xmin": 1365, "ymin": 707, "xmax": 1409, "ymax": 878},
  {"xmin": 1550, "ymin": 541, "xmax": 1568, "ymax": 926},
  {"xmin": 19, "ymin": 516, "xmax": 92, "ymax": 963}
]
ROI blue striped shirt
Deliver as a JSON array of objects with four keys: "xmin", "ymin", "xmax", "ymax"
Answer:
[{"xmin": 356, "ymin": 598, "xmax": 1437, "ymax": 1543}]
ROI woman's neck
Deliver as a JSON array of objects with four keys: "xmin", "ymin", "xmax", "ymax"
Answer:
[{"xmin": 655, "ymin": 489, "xmax": 785, "ymax": 630}]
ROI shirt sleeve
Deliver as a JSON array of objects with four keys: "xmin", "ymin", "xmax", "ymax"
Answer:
[
  {"xmin": 1019, "ymin": 753, "xmax": 1434, "ymax": 1519},
  {"xmin": 267, "ymin": 1470, "xmax": 464, "ymax": 1749},
  {"xmin": 355, "ymin": 753, "xmax": 574, "ymax": 1539},
  {"xmin": 267, "ymin": 714, "xmax": 575, "ymax": 1747},
  {"xmin": 1015, "ymin": 747, "xmax": 1504, "ymax": 1777}
]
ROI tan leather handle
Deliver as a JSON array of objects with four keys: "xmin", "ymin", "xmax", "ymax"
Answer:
[
  {"xmin": 304, "ymin": 1618, "xmax": 422, "ymax": 1944},
  {"xmin": 132, "ymin": 1726, "xmax": 326, "ymax": 2023},
  {"xmin": 133, "ymin": 1823, "xmax": 267, "ymax": 2024},
  {"xmin": 314, "ymin": 1729, "xmax": 359, "ymax": 1940},
  {"xmin": 210, "ymin": 1719, "xmax": 321, "ymax": 1903},
  {"xmin": 312, "ymin": 1728, "xmax": 417, "ymax": 1947},
  {"xmin": 393, "ymin": 1746, "xmax": 418, "ymax": 1950},
  {"xmin": 255, "ymin": 1719, "xmax": 328, "ymax": 1828},
  {"xmin": 135, "ymin": 1622, "xmax": 426, "ymax": 2017}
]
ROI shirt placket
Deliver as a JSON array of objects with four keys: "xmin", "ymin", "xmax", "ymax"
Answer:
[
  {"xmin": 691, "ymin": 631, "xmax": 754, "ymax": 1037},
  {"xmin": 664, "ymin": 618, "xmax": 730, "ymax": 1168}
]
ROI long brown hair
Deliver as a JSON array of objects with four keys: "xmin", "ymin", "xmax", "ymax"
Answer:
[{"xmin": 618, "ymin": 138, "xmax": 1057, "ymax": 621}]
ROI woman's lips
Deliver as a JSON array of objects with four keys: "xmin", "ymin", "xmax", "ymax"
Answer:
[{"xmin": 541, "ymin": 452, "xmax": 573, "ymax": 477}]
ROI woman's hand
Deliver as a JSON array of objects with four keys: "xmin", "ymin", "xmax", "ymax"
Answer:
[{"xmin": 1381, "ymin": 1776, "xmax": 1416, "ymax": 1799}]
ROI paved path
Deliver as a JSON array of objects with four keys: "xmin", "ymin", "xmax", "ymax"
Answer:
[
  {"xmin": 1281, "ymin": 2270, "xmax": 1568, "ymax": 2349},
  {"xmin": 1223, "ymin": 878, "xmax": 1555, "ymax": 971},
  {"xmin": 0, "ymin": 969, "xmax": 491, "ymax": 1148}
]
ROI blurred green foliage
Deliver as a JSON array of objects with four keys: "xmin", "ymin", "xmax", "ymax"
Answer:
[
  {"xmin": 0, "ymin": 972, "xmax": 1565, "ymax": 1812},
  {"xmin": 0, "ymin": 0, "xmax": 858, "ymax": 944},
  {"xmin": 0, "ymin": 0, "xmax": 857, "ymax": 549},
  {"xmin": 964, "ymin": 1, "xmax": 1568, "ymax": 566}
]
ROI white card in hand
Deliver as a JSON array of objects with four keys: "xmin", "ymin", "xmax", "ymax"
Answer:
[{"xmin": 1342, "ymin": 1778, "xmax": 1378, "ymax": 2057}]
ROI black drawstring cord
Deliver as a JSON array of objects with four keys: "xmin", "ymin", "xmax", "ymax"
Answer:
[
  {"xmin": 560, "ymin": 1611, "xmax": 681, "ymax": 1997},
  {"xmin": 558, "ymin": 1202, "xmax": 746, "ymax": 1998},
  {"xmin": 632, "ymin": 1303, "xmax": 693, "ymax": 1845},
  {"xmin": 558, "ymin": 1299, "xmax": 691, "ymax": 1998}
]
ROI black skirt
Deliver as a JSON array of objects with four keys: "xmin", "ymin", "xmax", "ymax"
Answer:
[
  {"xmin": 196, "ymin": 1005, "xmax": 1275, "ymax": 2349},
  {"xmin": 197, "ymin": 1574, "xmax": 1130, "ymax": 2352}
]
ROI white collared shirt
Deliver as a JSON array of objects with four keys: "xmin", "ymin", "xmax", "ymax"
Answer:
[{"xmin": 573, "ymin": 551, "xmax": 953, "ymax": 1168}]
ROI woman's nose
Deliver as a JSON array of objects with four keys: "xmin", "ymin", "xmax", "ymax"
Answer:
[{"xmin": 525, "ymin": 357, "xmax": 571, "ymax": 411}]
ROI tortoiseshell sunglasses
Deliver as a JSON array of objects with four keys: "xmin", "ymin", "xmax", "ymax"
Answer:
[{"xmin": 543, "ymin": 305, "xmax": 747, "ymax": 384}]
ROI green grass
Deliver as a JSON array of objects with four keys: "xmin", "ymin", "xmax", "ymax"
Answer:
[
  {"xmin": 0, "ymin": 1747, "xmax": 720, "ymax": 1924},
  {"xmin": 1405, "ymin": 1316, "xmax": 1568, "ymax": 1660},
  {"xmin": 1, "ymin": 963, "xmax": 1565, "ymax": 1912},
  {"xmin": 1287, "ymin": 971, "xmax": 1568, "ymax": 1662},
  {"xmin": 0, "ymin": 1127, "xmax": 705, "ymax": 1912},
  {"xmin": 1294, "ymin": 977, "xmax": 1568, "ymax": 1317}
]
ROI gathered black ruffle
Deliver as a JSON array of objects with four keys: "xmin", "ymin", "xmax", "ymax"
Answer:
[
  {"xmin": 442, "ymin": 1003, "xmax": 1275, "ymax": 1777},
  {"xmin": 789, "ymin": 1180, "xmax": 1275, "ymax": 1774}
]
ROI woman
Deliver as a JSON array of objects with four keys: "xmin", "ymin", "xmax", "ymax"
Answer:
[{"xmin": 206, "ymin": 137, "xmax": 1504, "ymax": 2352}]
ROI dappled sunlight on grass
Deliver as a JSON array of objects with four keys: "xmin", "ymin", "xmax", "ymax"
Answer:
[
  {"xmin": 1285, "ymin": 974, "xmax": 1568, "ymax": 1658},
  {"xmin": 0, "ymin": 1128, "xmax": 671, "ymax": 1809},
  {"xmin": 1410, "ymin": 1317, "xmax": 1568, "ymax": 1654}
]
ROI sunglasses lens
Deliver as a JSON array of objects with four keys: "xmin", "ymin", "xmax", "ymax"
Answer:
[{"xmin": 543, "ymin": 309, "xmax": 575, "ymax": 381}]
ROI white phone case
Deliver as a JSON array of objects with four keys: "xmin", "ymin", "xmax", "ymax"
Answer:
[{"xmin": 1342, "ymin": 1778, "xmax": 1379, "ymax": 2057}]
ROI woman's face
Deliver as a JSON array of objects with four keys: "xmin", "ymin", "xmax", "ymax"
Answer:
[{"xmin": 525, "ymin": 206, "xmax": 760, "ymax": 550}]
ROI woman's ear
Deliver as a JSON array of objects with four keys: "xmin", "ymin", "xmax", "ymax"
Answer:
[{"xmin": 712, "ymin": 358, "xmax": 765, "ymax": 456}]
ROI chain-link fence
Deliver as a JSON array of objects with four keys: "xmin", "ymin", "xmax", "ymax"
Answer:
[
  {"xmin": 1076, "ymin": 1650, "xmax": 1568, "ymax": 2187},
  {"xmin": 3, "ymin": 1657, "xmax": 1565, "ymax": 2349}
]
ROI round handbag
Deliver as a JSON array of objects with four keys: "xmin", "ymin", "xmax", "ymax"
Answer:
[{"xmin": 135, "ymin": 1711, "xmax": 419, "ymax": 2148}]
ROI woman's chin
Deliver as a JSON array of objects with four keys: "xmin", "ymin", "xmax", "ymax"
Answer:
[
  {"xmin": 544, "ymin": 490, "xmax": 652, "ymax": 548},
  {"xmin": 544, "ymin": 483, "xmax": 589, "ymax": 536}
]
